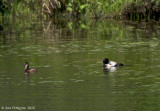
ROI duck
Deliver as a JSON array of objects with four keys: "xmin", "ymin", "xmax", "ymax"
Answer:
[
  {"xmin": 24, "ymin": 62, "xmax": 38, "ymax": 73},
  {"xmin": 103, "ymin": 58, "xmax": 123, "ymax": 68}
]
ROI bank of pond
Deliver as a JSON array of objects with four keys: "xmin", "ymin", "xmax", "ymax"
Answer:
[{"xmin": 1, "ymin": 0, "xmax": 160, "ymax": 21}]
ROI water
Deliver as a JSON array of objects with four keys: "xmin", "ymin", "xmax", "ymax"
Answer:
[{"xmin": 0, "ymin": 19, "xmax": 160, "ymax": 111}]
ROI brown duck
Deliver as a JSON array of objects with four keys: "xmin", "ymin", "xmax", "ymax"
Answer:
[{"xmin": 24, "ymin": 62, "xmax": 38, "ymax": 73}]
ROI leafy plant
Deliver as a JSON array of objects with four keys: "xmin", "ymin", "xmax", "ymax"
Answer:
[{"xmin": 66, "ymin": 0, "xmax": 88, "ymax": 17}]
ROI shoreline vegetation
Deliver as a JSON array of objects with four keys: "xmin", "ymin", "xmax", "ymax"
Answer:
[{"xmin": 0, "ymin": 0, "xmax": 160, "ymax": 21}]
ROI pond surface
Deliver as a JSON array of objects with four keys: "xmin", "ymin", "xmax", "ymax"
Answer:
[{"xmin": 0, "ymin": 18, "xmax": 160, "ymax": 111}]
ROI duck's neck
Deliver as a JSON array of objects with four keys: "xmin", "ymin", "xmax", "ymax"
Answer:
[{"xmin": 24, "ymin": 64, "xmax": 29, "ymax": 70}]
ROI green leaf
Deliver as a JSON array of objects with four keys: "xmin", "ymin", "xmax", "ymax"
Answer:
[
  {"xmin": 67, "ymin": 7, "xmax": 73, "ymax": 12},
  {"xmin": 80, "ymin": 4, "xmax": 87, "ymax": 10}
]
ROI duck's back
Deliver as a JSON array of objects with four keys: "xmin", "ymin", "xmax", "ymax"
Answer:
[
  {"xmin": 29, "ymin": 68, "xmax": 38, "ymax": 72},
  {"xmin": 109, "ymin": 61, "xmax": 117, "ymax": 67}
]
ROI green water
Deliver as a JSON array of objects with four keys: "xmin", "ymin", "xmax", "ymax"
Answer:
[{"xmin": 0, "ymin": 19, "xmax": 160, "ymax": 111}]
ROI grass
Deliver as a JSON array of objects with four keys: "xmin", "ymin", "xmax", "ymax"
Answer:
[{"xmin": 1, "ymin": 0, "xmax": 160, "ymax": 21}]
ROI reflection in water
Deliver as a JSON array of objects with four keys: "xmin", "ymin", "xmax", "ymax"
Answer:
[
  {"xmin": 25, "ymin": 73, "xmax": 30, "ymax": 82},
  {"xmin": 0, "ymin": 19, "xmax": 160, "ymax": 111},
  {"xmin": 0, "ymin": 25, "xmax": 3, "ymax": 31},
  {"xmin": 103, "ymin": 66, "xmax": 117, "ymax": 74}
]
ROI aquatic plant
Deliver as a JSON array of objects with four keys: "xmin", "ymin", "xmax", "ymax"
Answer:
[
  {"xmin": 0, "ymin": 0, "xmax": 10, "ymax": 16},
  {"xmin": 1, "ymin": 0, "xmax": 160, "ymax": 21},
  {"xmin": 122, "ymin": 0, "xmax": 160, "ymax": 21},
  {"xmin": 0, "ymin": 0, "xmax": 41, "ymax": 18},
  {"xmin": 42, "ymin": 0, "xmax": 65, "ymax": 17}
]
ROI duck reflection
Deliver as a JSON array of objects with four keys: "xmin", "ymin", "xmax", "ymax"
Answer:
[
  {"xmin": 103, "ymin": 64, "xmax": 117, "ymax": 73},
  {"xmin": 25, "ymin": 73, "xmax": 30, "ymax": 82}
]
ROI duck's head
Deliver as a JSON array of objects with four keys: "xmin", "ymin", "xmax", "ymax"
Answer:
[
  {"xmin": 103, "ymin": 58, "xmax": 109, "ymax": 64},
  {"xmin": 24, "ymin": 62, "xmax": 29, "ymax": 70}
]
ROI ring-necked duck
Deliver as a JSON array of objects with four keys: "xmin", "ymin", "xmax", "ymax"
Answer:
[
  {"xmin": 103, "ymin": 58, "xmax": 123, "ymax": 68},
  {"xmin": 24, "ymin": 62, "xmax": 38, "ymax": 73},
  {"xmin": 103, "ymin": 58, "xmax": 124, "ymax": 72}
]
